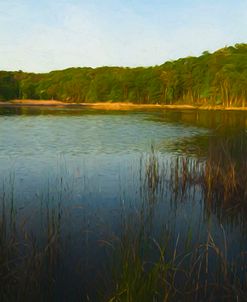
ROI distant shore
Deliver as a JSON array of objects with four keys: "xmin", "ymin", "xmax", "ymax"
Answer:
[{"xmin": 1, "ymin": 99, "xmax": 247, "ymax": 111}]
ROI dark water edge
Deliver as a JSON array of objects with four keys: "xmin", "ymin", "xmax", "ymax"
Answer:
[{"xmin": 0, "ymin": 108, "xmax": 247, "ymax": 301}]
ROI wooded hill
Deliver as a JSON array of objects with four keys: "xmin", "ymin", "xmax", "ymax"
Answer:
[{"xmin": 1, "ymin": 43, "xmax": 247, "ymax": 106}]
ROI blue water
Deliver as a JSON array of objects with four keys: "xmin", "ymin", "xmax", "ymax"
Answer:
[
  {"xmin": 0, "ymin": 107, "xmax": 247, "ymax": 300},
  {"xmin": 0, "ymin": 109, "xmax": 206, "ymax": 206}
]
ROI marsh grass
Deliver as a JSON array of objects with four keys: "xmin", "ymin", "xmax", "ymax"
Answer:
[
  {"xmin": 106, "ymin": 219, "xmax": 247, "ymax": 301},
  {"xmin": 0, "ymin": 180, "xmax": 64, "ymax": 301},
  {"xmin": 0, "ymin": 145, "xmax": 247, "ymax": 301},
  {"xmin": 106, "ymin": 148, "xmax": 247, "ymax": 302}
]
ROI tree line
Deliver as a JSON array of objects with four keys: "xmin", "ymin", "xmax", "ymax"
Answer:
[{"xmin": 1, "ymin": 43, "xmax": 247, "ymax": 107}]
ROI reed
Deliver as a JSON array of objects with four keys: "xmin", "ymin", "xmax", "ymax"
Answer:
[
  {"xmin": 0, "ymin": 183, "xmax": 63, "ymax": 302},
  {"xmin": 106, "ymin": 147, "xmax": 247, "ymax": 301},
  {"xmin": 0, "ymin": 144, "xmax": 247, "ymax": 301},
  {"xmin": 106, "ymin": 216, "xmax": 247, "ymax": 301}
]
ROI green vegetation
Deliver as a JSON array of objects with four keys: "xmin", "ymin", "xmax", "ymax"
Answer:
[{"xmin": 1, "ymin": 44, "xmax": 247, "ymax": 106}]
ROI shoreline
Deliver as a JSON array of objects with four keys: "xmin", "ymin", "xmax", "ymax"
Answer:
[{"xmin": 1, "ymin": 100, "xmax": 247, "ymax": 111}]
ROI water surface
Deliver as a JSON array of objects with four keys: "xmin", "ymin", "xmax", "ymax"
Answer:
[{"xmin": 1, "ymin": 107, "xmax": 247, "ymax": 300}]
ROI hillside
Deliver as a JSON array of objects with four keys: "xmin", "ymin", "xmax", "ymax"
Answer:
[{"xmin": 1, "ymin": 43, "xmax": 247, "ymax": 107}]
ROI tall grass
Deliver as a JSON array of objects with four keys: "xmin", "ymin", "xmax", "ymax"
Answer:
[
  {"xmin": 106, "ymin": 149, "xmax": 247, "ymax": 302},
  {"xmin": 0, "ymin": 180, "xmax": 63, "ymax": 302},
  {"xmin": 0, "ymin": 146, "xmax": 247, "ymax": 301}
]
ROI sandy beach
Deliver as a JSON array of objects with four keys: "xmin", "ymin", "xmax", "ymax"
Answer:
[{"xmin": 0, "ymin": 99, "xmax": 247, "ymax": 111}]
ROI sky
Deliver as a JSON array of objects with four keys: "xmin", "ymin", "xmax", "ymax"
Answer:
[{"xmin": 1, "ymin": 0, "xmax": 247, "ymax": 72}]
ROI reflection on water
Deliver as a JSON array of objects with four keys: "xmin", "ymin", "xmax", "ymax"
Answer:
[
  {"xmin": 0, "ymin": 107, "xmax": 206, "ymax": 205},
  {"xmin": 0, "ymin": 107, "xmax": 247, "ymax": 301}
]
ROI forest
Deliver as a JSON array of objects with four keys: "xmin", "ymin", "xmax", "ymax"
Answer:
[{"xmin": 1, "ymin": 43, "xmax": 247, "ymax": 107}]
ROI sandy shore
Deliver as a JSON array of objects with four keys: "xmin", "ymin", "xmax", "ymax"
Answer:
[{"xmin": 0, "ymin": 100, "xmax": 247, "ymax": 111}]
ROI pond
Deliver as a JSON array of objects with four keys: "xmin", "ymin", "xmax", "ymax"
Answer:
[{"xmin": 0, "ymin": 107, "xmax": 247, "ymax": 301}]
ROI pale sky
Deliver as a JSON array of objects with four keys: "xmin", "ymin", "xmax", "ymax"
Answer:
[{"xmin": 1, "ymin": 0, "xmax": 247, "ymax": 72}]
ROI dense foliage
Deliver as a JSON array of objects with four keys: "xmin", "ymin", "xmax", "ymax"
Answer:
[{"xmin": 1, "ymin": 44, "xmax": 247, "ymax": 106}]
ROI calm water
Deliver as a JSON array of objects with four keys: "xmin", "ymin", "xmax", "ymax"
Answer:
[
  {"xmin": 0, "ymin": 108, "xmax": 208, "ymax": 207},
  {"xmin": 1, "ymin": 107, "xmax": 247, "ymax": 300}
]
